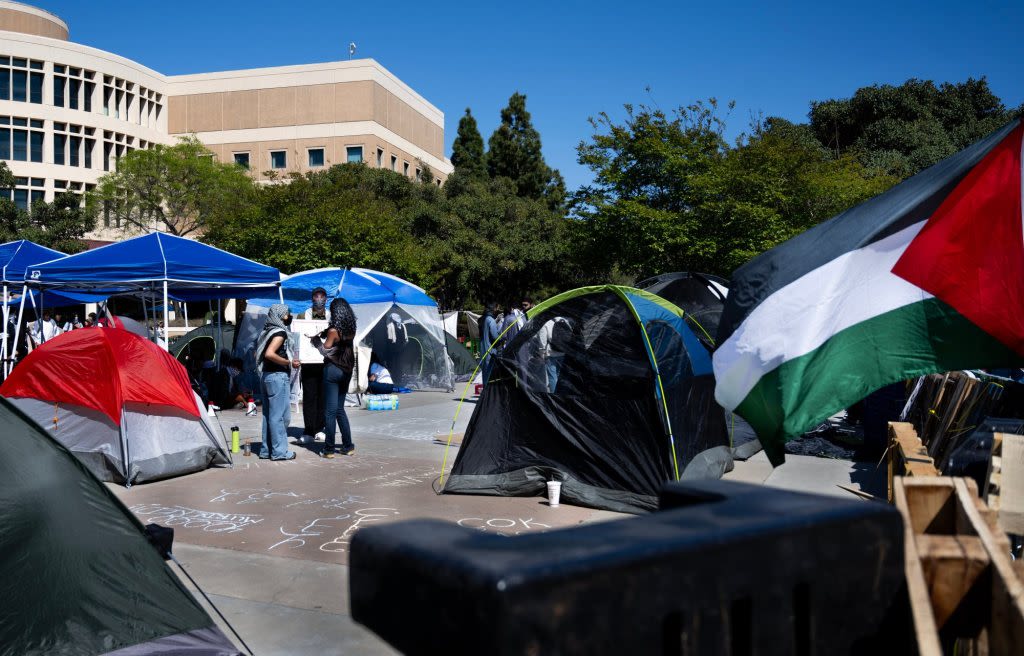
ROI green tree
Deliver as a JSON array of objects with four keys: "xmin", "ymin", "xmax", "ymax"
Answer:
[
  {"xmin": 420, "ymin": 176, "xmax": 567, "ymax": 308},
  {"xmin": 450, "ymin": 108, "xmax": 486, "ymax": 178},
  {"xmin": 487, "ymin": 92, "xmax": 564, "ymax": 209},
  {"xmin": 574, "ymin": 101, "xmax": 898, "ymax": 279},
  {"xmin": 87, "ymin": 135, "xmax": 257, "ymax": 236},
  {"xmin": 26, "ymin": 192, "xmax": 96, "ymax": 254},
  {"xmin": 204, "ymin": 164, "xmax": 429, "ymax": 280},
  {"xmin": 417, "ymin": 159, "xmax": 435, "ymax": 185},
  {"xmin": 809, "ymin": 77, "xmax": 1020, "ymax": 179}
]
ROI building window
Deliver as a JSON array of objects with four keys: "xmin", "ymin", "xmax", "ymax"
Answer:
[
  {"xmin": 308, "ymin": 148, "xmax": 325, "ymax": 167},
  {"xmin": 30, "ymin": 131, "xmax": 42, "ymax": 163},
  {"xmin": 53, "ymin": 75, "xmax": 65, "ymax": 107},
  {"xmin": 270, "ymin": 150, "xmax": 286, "ymax": 169},
  {"xmin": 84, "ymin": 81, "xmax": 94, "ymax": 112},
  {"xmin": 29, "ymin": 73, "xmax": 42, "ymax": 104},
  {"xmin": 13, "ymin": 188, "xmax": 26, "ymax": 210},
  {"xmin": 68, "ymin": 78, "xmax": 81, "ymax": 110},
  {"xmin": 54, "ymin": 133, "xmax": 66, "ymax": 165},
  {"xmin": 0, "ymin": 70, "xmax": 8, "ymax": 100},
  {"xmin": 12, "ymin": 69, "xmax": 25, "ymax": 102},
  {"xmin": 415, "ymin": 167, "xmax": 421, "ymax": 180},
  {"xmin": 84, "ymin": 138, "xmax": 93, "ymax": 168},
  {"xmin": 390, "ymin": 155, "xmax": 397, "ymax": 171},
  {"xmin": 403, "ymin": 161, "xmax": 409, "ymax": 177},
  {"xmin": 376, "ymin": 148, "xmax": 384, "ymax": 167},
  {"xmin": 12, "ymin": 129, "xmax": 26, "ymax": 161},
  {"xmin": 69, "ymin": 136, "xmax": 80, "ymax": 167},
  {"xmin": 233, "ymin": 152, "xmax": 250, "ymax": 169},
  {"xmin": 346, "ymin": 146, "xmax": 363, "ymax": 164}
]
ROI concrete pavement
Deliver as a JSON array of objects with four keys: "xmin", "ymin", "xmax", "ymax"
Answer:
[{"xmin": 111, "ymin": 390, "xmax": 887, "ymax": 654}]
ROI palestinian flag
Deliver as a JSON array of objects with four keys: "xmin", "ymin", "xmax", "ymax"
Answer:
[{"xmin": 714, "ymin": 120, "xmax": 1024, "ymax": 465}]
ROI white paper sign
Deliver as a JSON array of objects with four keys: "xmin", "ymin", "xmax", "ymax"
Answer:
[{"xmin": 292, "ymin": 319, "xmax": 329, "ymax": 364}]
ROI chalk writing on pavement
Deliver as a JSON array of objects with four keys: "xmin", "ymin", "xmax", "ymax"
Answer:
[
  {"xmin": 320, "ymin": 508, "xmax": 401, "ymax": 553},
  {"xmin": 130, "ymin": 503, "xmax": 263, "ymax": 534},
  {"xmin": 456, "ymin": 517, "xmax": 551, "ymax": 536},
  {"xmin": 209, "ymin": 488, "xmax": 306, "ymax": 505}
]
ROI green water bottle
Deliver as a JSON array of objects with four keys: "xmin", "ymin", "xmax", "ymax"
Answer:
[{"xmin": 231, "ymin": 426, "xmax": 240, "ymax": 453}]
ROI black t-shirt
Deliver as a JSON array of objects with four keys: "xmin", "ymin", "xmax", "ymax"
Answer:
[{"xmin": 263, "ymin": 335, "xmax": 290, "ymax": 374}]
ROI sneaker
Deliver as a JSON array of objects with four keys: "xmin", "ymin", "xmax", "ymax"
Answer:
[
  {"xmin": 339, "ymin": 446, "xmax": 355, "ymax": 456},
  {"xmin": 245, "ymin": 408, "xmax": 258, "ymax": 417},
  {"xmin": 296, "ymin": 435, "xmax": 313, "ymax": 445},
  {"xmin": 314, "ymin": 431, "xmax": 326, "ymax": 442},
  {"xmin": 323, "ymin": 452, "xmax": 335, "ymax": 459},
  {"xmin": 272, "ymin": 451, "xmax": 297, "ymax": 461}
]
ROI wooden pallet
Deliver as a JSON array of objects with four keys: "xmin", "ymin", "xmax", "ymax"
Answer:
[
  {"xmin": 986, "ymin": 432, "xmax": 1024, "ymax": 537},
  {"xmin": 888, "ymin": 422, "xmax": 940, "ymax": 502},
  {"xmin": 894, "ymin": 477, "xmax": 1024, "ymax": 654}
]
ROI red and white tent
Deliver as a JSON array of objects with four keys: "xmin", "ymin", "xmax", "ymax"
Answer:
[{"xmin": 1, "ymin": 327, "xmax": 231, "ymax": 484}]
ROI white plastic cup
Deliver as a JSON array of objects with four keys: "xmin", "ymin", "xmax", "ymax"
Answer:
[{"xmin": 546, "ymin": 481, "xmax": 562, "ymax": 507}]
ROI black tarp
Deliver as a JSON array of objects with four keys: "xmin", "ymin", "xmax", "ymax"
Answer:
[
  {"xmin": 0, "ymin": 396, "xmax": 239, "ymax": 654},
  {"xmin": 442, "ymin": 287, "xmax": 731, "ymax": 513}
]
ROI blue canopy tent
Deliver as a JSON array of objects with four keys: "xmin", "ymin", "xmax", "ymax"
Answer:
[
  {"xmin": 0, "ymin": 241, "xmax": 68, "ymax": 372},
  {"xmin": 18, "ymin": 233, "xmax": 282, "ymax": 352},
  {"xmin": 242, "ymin": 267, "xmax": 452, "ymax": 389}
]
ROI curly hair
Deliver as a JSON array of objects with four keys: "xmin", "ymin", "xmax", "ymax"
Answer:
[{"xmin": 328, "ymin": 297, "xmax": 357, "ymax": 336}]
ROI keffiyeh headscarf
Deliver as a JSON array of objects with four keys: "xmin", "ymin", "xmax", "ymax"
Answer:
[{"xmin": 255, "ymin": 303, "xmax": 293, "ymax": 375}]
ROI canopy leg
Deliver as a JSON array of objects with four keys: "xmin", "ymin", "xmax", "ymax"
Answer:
[
  {"xmin": 163, "ymin": 281, "xmax": 169, "ymax": 351},
  {"xmin": 12, "ymin": 285, "xmax": 27, "ymax": 372},
  {"xmin": 2, "ymin": 283, "xmax": 8, "ymax": 377}
]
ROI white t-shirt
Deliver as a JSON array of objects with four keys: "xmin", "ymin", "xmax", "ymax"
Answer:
[{"xmin": 369, "ymin": 362, "xmax": 393, "ymax": 385}]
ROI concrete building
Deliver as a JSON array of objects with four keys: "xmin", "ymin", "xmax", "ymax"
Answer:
[{"xmin": 0, "ymin": 1, "xmax": 452, "ymax": 240}]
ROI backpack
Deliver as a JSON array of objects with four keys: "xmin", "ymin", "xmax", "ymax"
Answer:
[{"xmin": 549, "ymin": 318, "xmax": 574, "ymax": 353}]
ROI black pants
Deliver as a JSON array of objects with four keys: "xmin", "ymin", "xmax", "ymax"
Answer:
[{"xmin": 301, "ymin": 363, "xmax": 325, "ymax": 435}]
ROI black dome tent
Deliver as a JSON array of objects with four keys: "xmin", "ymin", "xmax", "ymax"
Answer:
[
  {"xmin": 441, "ymin": 285, "xmax": 731, "ymax": 513},
  {"xmin": 0, "ymin": 396, "xmax": 239, "ymax": 653},
  {"xmin": 637, "ymin": 271, "xmax": 729, "ymax": 351}
]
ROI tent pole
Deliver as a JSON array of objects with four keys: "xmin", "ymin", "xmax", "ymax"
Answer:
[
  {"xmin": 216, "ymin": 295, "xmax": 222, "ymax": 367},
  {"xmin": 162, "ymin": 281, "xmax": 169, "ymax": 351},
  {"xmin": 2, "ymin": 283, "xmax": 8, "ymax": 377},
  {"xmin": 183, "ymin": 301, "xmax": 189, "ymax": 328},
  {"xmin": 12, "ymin": 285, "xmax": 27, "ymax": 373}
]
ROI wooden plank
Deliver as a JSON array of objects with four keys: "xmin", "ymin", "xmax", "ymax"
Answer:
[
  {"xmin": 888, "ymin": 422, "xmax": 939, "ymax": 502},
  {"xmin": 901, "ymin": 476, "xmax": 954, "ymax": 534},
  {"xmin": 917, "ymin": 534, "xmax": 989, "ymax": 629},
  {"xmin": 996, "ymin": 433, "xmax": 1024, "ymax": 536},
  {"xmin": 893, "ymin": 479, "xmax": 943, "ymax": 656},
  {"xmin": 952, "ymin": 479, "xmax": 1024, "ymax": 654}
]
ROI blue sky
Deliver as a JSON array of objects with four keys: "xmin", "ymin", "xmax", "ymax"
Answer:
[{"xmin": 42, "ymin": 0, "xmax": 1024, "ymax": 189}]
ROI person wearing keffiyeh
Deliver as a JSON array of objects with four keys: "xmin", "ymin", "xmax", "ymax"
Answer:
[
  {"xmin": 255, "ymin": 304, "xmax": 300, "ymax": 460},
  {"xmin": 311, "ymin": 297, "xmax": 357, "ymax": 458}
]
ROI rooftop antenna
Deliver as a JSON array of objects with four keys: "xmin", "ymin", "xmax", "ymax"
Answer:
[{"xmin": 348, "ymin": 42, "xmax": 357, "ymax": 60}]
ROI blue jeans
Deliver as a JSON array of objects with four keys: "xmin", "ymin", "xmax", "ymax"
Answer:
[
  {"xmin": 260, "ymin": 371, "xmax": 292, "ymax": 459},
  {"xmin": 546, "ymin": 355, "xmax": 564, "ymax": 393},
  {"xmin": 323, "ymin": 364, "xmax": 353, "ymax": 452}
]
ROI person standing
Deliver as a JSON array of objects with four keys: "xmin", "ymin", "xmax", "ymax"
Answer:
[
  {"xmin": 478, "ymin": 302, "xmax": 500, "ymax": 382},
  {"xmin": 312, "ymin": 297, "xmax": 357, "ymax": 458},
  {"xmin": 29, "ymin": 311, "xmax": 60, "ymax": 347},
  {"xmin": 254, "ymin": 304, "xmax": 300, "ymax": 461},
  {"xmin": 300, "ymin": 287, "xmax": 328, "ymax": 443}
]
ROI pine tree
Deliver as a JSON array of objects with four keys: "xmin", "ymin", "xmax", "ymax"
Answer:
[
  {"xmin": 450, "ymin": 108, "xmax": 486, "ymax": 179},
  {"xmin": 487, "ymin": 92, "xmax": 562, "ymax": 205}
]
